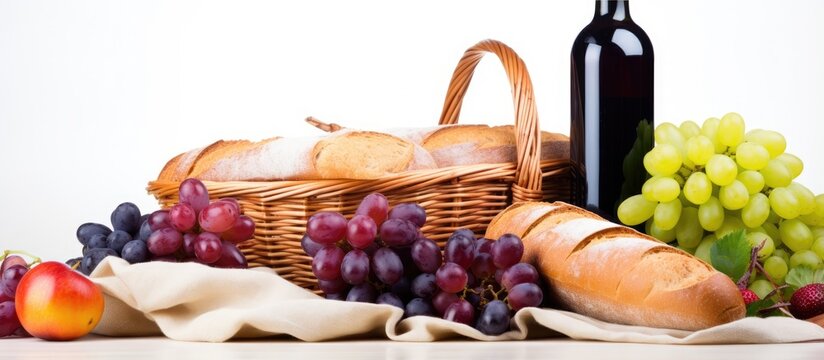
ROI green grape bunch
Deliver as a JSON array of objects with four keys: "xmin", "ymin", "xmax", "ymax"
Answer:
[{"xmin": 617, "ymin": 113, "xmax": 824, "ymax": 290}]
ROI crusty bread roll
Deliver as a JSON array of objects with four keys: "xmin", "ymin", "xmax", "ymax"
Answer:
[
  {"xmin": 485, "ymin": 201, "xmax": 746, "ymax": 331},
  {"xmin": 386, "ymin": 124, "xmax": 569, "ymax": 167}
]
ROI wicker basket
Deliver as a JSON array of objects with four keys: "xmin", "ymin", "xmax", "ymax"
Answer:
[{"xmin": 147, "ymin": 39, "xmax": 571, "ymax": 291}]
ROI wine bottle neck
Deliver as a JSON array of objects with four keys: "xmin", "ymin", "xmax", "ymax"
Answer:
[{"xmin": 594, "ymin": 0, "xmax": 631, "ymax": 21}]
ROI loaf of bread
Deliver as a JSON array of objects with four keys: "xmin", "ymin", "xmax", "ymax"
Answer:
[
  {"xmin": 156, "ymin": 124, "xmax": 569, "ymax": 182},
  {"xmin": 385, "ymin": 124, "xmax": 569, "ymax": 167},
  {"xmin": 485, "ymin": 202, "xmax": 746, "ymax": 331},
  {"xmin": 160, "ymin": 130, "xmax": 438, "ymax": 182}
]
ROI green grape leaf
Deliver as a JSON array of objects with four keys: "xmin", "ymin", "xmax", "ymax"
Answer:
[
  {"xmin": 746, "ymin": 298, "xmax": 777, "ymax": 317},
  {"xmin": 709, "ymin": 230, "xmax": 750, "ymax": 281},
  {"xmin": 785, "ymin": 267, "xmax": 824, "ymax": 290}
]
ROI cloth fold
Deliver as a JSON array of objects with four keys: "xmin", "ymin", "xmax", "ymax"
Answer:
[{"xmin": 90, "ymin": 258, "xmax": 824, "ymax": 343}]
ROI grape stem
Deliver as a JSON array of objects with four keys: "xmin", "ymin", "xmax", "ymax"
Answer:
[
  {"xmin": 1, "ymin": 249, "xmax": 42, "ymax": 267},
  {"xmin": 759, "ymin": 302, "xmax": 793, "ymax": 317},
  {"xmin": 736, "ymin": 240, "xmax": 793, "ymax": 317},
  {"xmin": 466, "ymin": 279, "xmax": 507, "ymax": 307},
  {"xmin": 736, "ymin": 241, "xmax": 765, "ymax": 289}
]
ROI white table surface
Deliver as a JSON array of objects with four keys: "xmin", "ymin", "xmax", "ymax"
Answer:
[{"xmin": 3, "ymin": 336, "xmax": 824, "ymax": 360}]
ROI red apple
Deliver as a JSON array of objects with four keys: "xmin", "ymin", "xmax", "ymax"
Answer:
[{"xmin": 14, "ymin": 261, "xmax": 104, "ymax": 341}]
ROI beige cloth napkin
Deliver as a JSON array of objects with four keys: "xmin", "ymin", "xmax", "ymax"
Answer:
[{"xmin": 90, "ymin": 257, "xmax": 824, "ymax": 343}]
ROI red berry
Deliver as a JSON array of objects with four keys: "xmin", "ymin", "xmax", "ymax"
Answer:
[
  {"xmin": 740, "ymin": 289, "xmax": 760, "ymax": 305},
  {"xmin": 790, "ymin": 283, "xmax": 824, "ymax": 319}
]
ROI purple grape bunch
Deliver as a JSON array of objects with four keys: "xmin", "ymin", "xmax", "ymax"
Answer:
[
  {"xmin": 0, "ymin": 254, "xmax": 34, "ymax": 338},
  {"xmin": 302, "ymin": 193, "xmax": 544, "ymax": 335},
  {"xmin": 73, "ymin": 179, "xmax": 253, "ymax": 274}
]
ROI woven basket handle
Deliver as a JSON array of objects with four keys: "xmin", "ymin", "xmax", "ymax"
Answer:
[{"xmin": 438, "ymin": 39, "xmax": 543, "ymax": 202}]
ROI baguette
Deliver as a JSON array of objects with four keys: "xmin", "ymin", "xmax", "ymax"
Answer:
[{"xmin": 485, "ymin": 202, "xmax": 745, "ymax": 331}]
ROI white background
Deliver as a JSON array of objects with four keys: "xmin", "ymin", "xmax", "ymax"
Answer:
[{"xmin": 1, "ymin": 0, "xmax": 822, "ymax": 262}]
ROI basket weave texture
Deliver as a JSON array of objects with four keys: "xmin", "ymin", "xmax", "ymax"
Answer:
[{"xmin": 147, "ymin": 39, "xmax": 571, "ymax": 291}]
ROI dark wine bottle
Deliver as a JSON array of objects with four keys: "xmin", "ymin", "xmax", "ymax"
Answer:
[{"xmin": 570, "ymin": 0, "xmax": 654, "ymax": 222}]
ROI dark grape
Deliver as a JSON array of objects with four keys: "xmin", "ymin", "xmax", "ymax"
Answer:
[
  {"xmin": 404, "ymin": 298, "xmax": 435, "ymax": 318},
  {"xmin": 388, "ymin": 203, "xmax": 426, "ymax": 227},
  {"xmin": 137, "ymin": 219, "xmax": 153, "ymax": 241},
  {"xmin": 138, "ymin": 213, "xmax": 150, "ymax": 230},
  {"xmin": 465, "ymin": 292, "xmax": 482, "ymax": 308},
  {"xmin": 341, "ymin": 249, "xmax": 370, "ymax": 285},
  {"xmin": 148, "ymin": 210, "xmax": 173, "ymax": 231},
  {"xmin": 363, "ymin": 242, "xmax": 380, "ymax": 257},
  {"xmin": 346, "ymin": 283, "xmax": 377, "ymax": 303},
  {"xmin": 476, "ymin": 300, "xmax": 511, "ymax": 335},
  {"xmin": 222, "ymin": 215, "xmax": 256, "ymax": 244},
  {"xmin": 466, "ymin": 272, "xmax": 478, "ymax": 288},
  {"xmin": 318, "ymin": 278, "xmax": 349, "ymax": 295},
  {"xmin": 147, "ymin": 228, "xmax": 184, "ymax": 256},
  {"xmin": 11, "ymin": 327, "xmax": 28, "ymax": 337},
  {"xmin": 491, "ymin": 234, "xmax": 524, "ymax": 269},
  {"xmin": 179, "ymin": 178, "xmax": 210, "ymax": 215},
  {"xmin": 346, "ymin": 215, "xmax": 378, "ymax": 249},
  {"xmin": 212, "ymin": 241, "xmax": 248, "ymax": 269},
  {"xmin": 435, "ymin": 263, "xmax": 468, "ymax": 294},
  {"xmin": 194, "ymin": 232, "xmax": 223, "ymax": 264},
  {"xmin": 494, "ymin": 269, "xmax": 504, "ymax": 284},
  {"xmin": 1, "ymin": 265, "xmax": 27, "ymax": 298},
  {"xmin": 501, "ymin": 263, "xmax": 539, "ymax": 291},
  {"xmin": 325, "ymin": 293, "xmax": 347, "ymax": 301},
  {"xmin": 121, "ymin": 240, "xmax": 149, "ymax": 264},
  {"xmin": 411, "ymin": 238, "xmax": 442, "ymax": 273},
  {"xmin": 394, "ymin": 245, "xmax": 419, "ymax": 278},
  {"xmin": 445, "ymin": 235, "xmax": 474, "ymax": 269},
  {"xmin": 81, "ymin": 248, "xmax": 117, "ymax": 275},
  {"xmin": 371, "ymin": 247, "xmax": 404, "ymax": 285},
  {"xmin": 76, "ymin": 223, "xmax": 112, "ymax": 246},
  {"xmin": 199, "ymin": 201, "xmax": 240, "ymax": 233},
  {"xmin": 444, "ymin": 299, "xmax": 475, "ymax": 325},
  {"xmin": 217, "ymin": 198, "xmax": 241, "ymax": 214},
  {"xmin": 182, "ymin": 233, "xmax": 197, "ymax": 257},
  {"xmin": 312, "ymin": 247, "xmax": 345, "ymax": 281},
  {"xmin": 111, "ymin": 202, "xmax": 142, "ymax": 234},
  {"xmin": 471, "ymin": 253, "xmax": 496, "ymax": 279},
  {"xmin": 379, "ymin": 219, "xmax": 418, "ymax": 247},
  {"xmin": 355, "ymin": 193, "xmax": 389, "ymax": 226},
  {"xmin": 376, "ymin": 292, "xmax": 405, "ymax": 309},
  {"xmin": 507, "ymin": 283, "xmax": 543, "ymax": 311},
  {"xmin": 474, "ymin": 238, "xmax": 493, "ymax": 255},
  {"xmin": 390, "ymin": 276, "xmax": 414, "ymax": 302},
  {"xmin": 0, "ymin": 301, "xmax": 21, "ymax": 337},
  {"xmin": 170, "ymin": 203, "xmax": 197, "ymax": 232},
  {"xmin": 87, "ymin": 233, "xmax": 109, "ymax": 249},
  {"xmin": 432, "ymin": 291, "xmax": 460, "ymax": 316},
  {"xmin": 411, "ymin": 273, "xmax": 438, "ymax": 299},
  {"xmin": 451, "ymin": 228, "xmax": 475, "ymax": 240},
  {"xmin": 65, "ymin": 257, "xmax": 83, "ymax": 270},
  {"xmin": 306, "ymin": 212, "xmax": 347, "ymax": 245},
  {"xmin": 0, "ymin": 288, "xmax": 9, "ymax": 304},
  {"xmin": 106, "ymin": 230, "xmax": 132, "ymax": 254},
  {"xmin": 1, "ymin": 256, "xmax": 26, "ymax": 274},
  {"xmin": 300, "ymin": 234, "xmax": 327, "ymax": 258}
]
